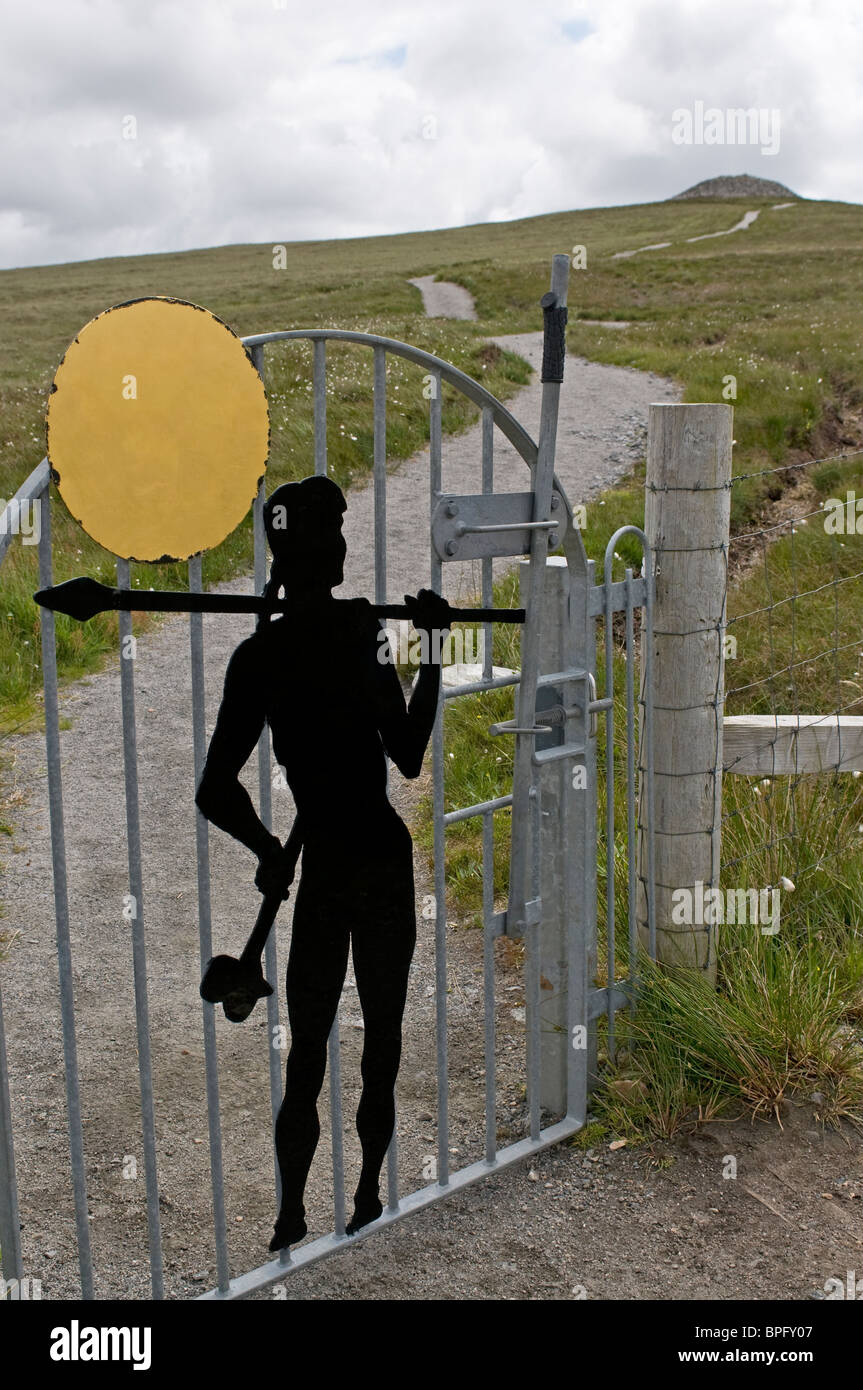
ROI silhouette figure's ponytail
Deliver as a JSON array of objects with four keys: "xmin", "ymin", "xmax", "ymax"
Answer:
[{"xmin": 258, "ymin": 555, "xmax": 289, "ymax": 629}]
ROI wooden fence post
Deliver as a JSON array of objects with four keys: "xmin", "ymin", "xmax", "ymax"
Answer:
[{"xmin": 637, "ymin": 404, "xmax": 733, "ymax": 982}]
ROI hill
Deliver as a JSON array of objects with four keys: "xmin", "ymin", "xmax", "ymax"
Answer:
[
  {"xmin": 1, "ymin": 192, "xmax": 862, "ymax": 724},
  {"xmin": 670, "ymin": 174, "xmax": 798, "ymax": 200}
]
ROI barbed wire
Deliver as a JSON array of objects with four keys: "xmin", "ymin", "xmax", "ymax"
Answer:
[
  {"xmin": 644, "ymin": 446, "xmax": 863, "ymax": 495},
  {"xmin": 732, "ymin": 447, "xmax": 863, "ymax": 485}
]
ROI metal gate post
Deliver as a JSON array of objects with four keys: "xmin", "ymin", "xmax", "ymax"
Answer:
[
  {"xmin": 570, "ymin": 554, "xmax": 599, "ymax": 1118},
  {"xmin": 519, "ymin": 540, "xmax": 597, "ymax": 1122},
  {"xmin": 521, "ymin": 557, "xmax": 573, "ymax": 1115}
]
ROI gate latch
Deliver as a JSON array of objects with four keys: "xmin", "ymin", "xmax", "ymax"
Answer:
[{"xmin": 488, "ymin": 717, "xmax": 553, "ymax": 737}]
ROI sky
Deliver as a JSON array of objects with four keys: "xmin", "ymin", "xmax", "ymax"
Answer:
[{"xmin": 0, "ymin": 0, "xmax": 860, "ymax": 270}]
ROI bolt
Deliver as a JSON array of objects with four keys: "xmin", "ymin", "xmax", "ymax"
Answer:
[
  {"xmin": 446, "ymin": 501, "xmax": 459, "ymax": 518},
  {"xmin": 446, "ymin": 540, "xmax": 460, "ymax": 557}
]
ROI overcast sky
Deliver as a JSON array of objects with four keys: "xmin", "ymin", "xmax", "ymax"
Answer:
[{"xmin": 0, "ymin": 0, "xmax": 860, "ymax": 270}]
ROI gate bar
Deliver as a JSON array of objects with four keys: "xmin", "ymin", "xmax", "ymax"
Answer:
[
  {"xmin": 443, "ymin": 672, "xmax": 520, "ymax": 700},
  {"xmin": 482, "ymin": 810, "xmax": 496, "ymax": 1162},
  {"xmin": 602, "ymin": 549, "xmax": 617, "ymax": 1057},
  {"xmin": 252, "ymin": 348, "xmax": 286, "ymax": 1206},
  {"xmin": 188, "ymin": 555, "xmax": 231, "ymax": 1293},
  {"xmin": 601, "ymin": 527, "xmax": 658, "ymax": 1018},
  {"xmin": 311, "ymin": 338, "xmax": 353, "ymax": 1226},
  {"xmin": 443, "ymin": 793, "xmax": 513, "ymax": 827},
  {"xmin": 481, "ymin": 405, "xmax": 494, "ymax": 682},
  {"xmin": 116, "ymin": 557, "xmax": 164, "ymax": 1298},
  {"xmin": 625, "ymin": 569, "xmax": 638, "ymax": 980},
  {"xmin": 313, "ymin": 340, "xmax": 327, "ymax": 477},
  {"xmin": 0, "ymin": 975, "xmax": 23, "ymax": 1283},
  {"xmin": 373, "ymin": 345, "xmax": 399, "ymax": 1210},
  {"xmin": 373, "ymin": 345, "xmax": 387, "ymax": 606},
  {"xmin": 429, "ymin": 369, "xmax": 449, "ymax": 1189},
  {"xmin": 527, "ymin": 786, "xmax": 542, "ymax": 1141},
  {"xmin": 386, "ymin": 1105, "xmax": 399, "ymax": 1213},
  {"xmin": 38, "ymin": 483, "xmax": 94, "ymax": 1298},
  {"xmin": 327, "ymin": 1012, "xmax": 347, "ymax": 1236}
]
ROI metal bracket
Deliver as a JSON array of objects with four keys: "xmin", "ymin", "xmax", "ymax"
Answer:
[
  {"xmin": 532, "ymin": 740, "xmax": 586, "ymax": 767},
  {"xmin": 494, "ymin": 897, "xmax": 542, "ymax": 939},
  {"xmin": 431, "ymin": 490, "xmax": 567, "ymax": 562}
]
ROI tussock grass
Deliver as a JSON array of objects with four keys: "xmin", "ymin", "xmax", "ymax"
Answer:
[{"xmin": 596, "ymin": 929, "xmax": 863, "ymax": 1141}]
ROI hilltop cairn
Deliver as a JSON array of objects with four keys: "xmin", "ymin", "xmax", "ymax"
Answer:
[{"xmin": 670, "ymin": 175, "xmax": 798, "ymax": 200}]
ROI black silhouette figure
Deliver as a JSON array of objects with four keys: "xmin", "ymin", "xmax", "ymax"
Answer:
[{"xmin": 195, "ymin": 475, "xmax": 449, "ymax": 1250}]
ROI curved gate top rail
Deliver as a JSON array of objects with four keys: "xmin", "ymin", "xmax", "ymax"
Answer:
[{"xmin": 240, "ymin": 328, "xmax": 539, "ymax": 467}]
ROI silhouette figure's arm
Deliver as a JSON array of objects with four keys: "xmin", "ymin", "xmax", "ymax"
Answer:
[
  {"xmin": 195, "ymin": 637, "xmax": 282, "ymax": 862},
  {"xmin": 370, "ymin": 591, "xmax": 450, "ymax": 779}
]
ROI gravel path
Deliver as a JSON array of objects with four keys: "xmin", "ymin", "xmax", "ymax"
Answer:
[
  {"xmin": 1, "ymin": 312, "xmax": 683, "ymax": 1301},
  {"xmin": 407, "ymin": 275, "xmax": 477, "ymax": 320}
]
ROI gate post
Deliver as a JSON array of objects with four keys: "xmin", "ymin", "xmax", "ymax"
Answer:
[
  {"xmin": 637, "ymin": 403, "xmax": 732, "ymax": 981},
  {"xmin": 520, "ymin": 555, "xmax": 591, "ymax": 1116}
]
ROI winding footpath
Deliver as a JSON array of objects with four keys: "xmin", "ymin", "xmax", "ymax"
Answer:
[{"xmin": 612, "ymin": 199, "xmax": 795, "ymax": 260}]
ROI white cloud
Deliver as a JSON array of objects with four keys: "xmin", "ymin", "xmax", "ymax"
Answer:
[{"xmin": 0, "ymin": 0, "xmax": 860, "ymax": 268}]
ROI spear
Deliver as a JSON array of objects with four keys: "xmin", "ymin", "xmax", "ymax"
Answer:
[{"xmin": 33, "ymin": 576, "xmax": 526, "ymax": 625}]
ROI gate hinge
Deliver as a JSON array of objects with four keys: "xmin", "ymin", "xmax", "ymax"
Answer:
[{"xmin": 431, "ymin": 490, "xmax": 567, "ymax": 562}]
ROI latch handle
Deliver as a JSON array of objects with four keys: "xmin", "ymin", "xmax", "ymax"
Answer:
[{"xmin": 585, "ymin": 672, "xmax": 611, "ymax": 738}]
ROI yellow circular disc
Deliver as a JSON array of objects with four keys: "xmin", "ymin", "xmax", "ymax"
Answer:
[{"xmin": 46, "ymin": 297, "xmax": 269, "ymax": 562}]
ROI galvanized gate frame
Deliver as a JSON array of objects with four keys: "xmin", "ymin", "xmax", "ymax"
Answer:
[{"xmin": 0, "ymin": 255, "xmax": 655, "ymax": 1301}]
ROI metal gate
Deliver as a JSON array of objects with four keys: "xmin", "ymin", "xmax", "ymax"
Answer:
[{"xmin": 0, "ymin": 254, "xmax": 655, "ymax": 1300}]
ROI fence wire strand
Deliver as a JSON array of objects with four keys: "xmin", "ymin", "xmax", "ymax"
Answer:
[{"xmin": 719, "ymin": 448, "xmax": 863, "ymax": 910}]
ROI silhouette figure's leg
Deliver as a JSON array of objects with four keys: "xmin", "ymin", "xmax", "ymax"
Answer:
[
  {"xmin": 347, "ymin": 846, "xmax": 416, "ymax": 1234},
  {"xmin": 271, "ymin": 872, "xmax": 350, "ymax": 1251}
]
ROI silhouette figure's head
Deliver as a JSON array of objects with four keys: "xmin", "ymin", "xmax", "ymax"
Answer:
[{"xmin": 263, "ymin": 476, "xmax": 347, "ymax": 600}]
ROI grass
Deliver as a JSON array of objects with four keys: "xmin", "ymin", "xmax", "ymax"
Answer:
[
  {"xmin": 596, "ymin": 921, "xmax": 863, "ymax": 1142},
  {"xmin": 2, "ymin": 193, "xmax": 863, "ymax": 728},
  {"xmin": 3, "ymin": 192, "xmax": 863, "ymax": 1133}
]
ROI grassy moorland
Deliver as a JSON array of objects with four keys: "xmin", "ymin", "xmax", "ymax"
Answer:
[
  {"xmin": 2, "ymin": 194, "xmax": 863, "ymax": 1132},
  {"xmin": 2, "ymin": 194, "xmax": 862, "ymax": 726}
]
